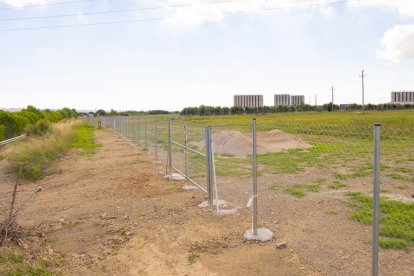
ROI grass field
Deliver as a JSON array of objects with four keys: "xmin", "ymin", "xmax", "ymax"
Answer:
[{"xmin": 182, "ymin": 110, "xmax": 414, "ymax": 131}]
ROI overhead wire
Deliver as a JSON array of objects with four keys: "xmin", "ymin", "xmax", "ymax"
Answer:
[
  {"xmin": 0, "ymin": 0, "xmax": 94, "ymax": 11},
  {"xmin": 0, "ymin": 0, "xmax": 357, "ymax": 32}
]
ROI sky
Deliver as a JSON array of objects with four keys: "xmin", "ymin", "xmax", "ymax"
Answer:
[{"xmin": 0, "ymin": 0, "xmax": 414, "ymax": 111}]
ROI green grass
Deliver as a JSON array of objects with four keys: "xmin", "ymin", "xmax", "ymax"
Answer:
[
  {"xmin": 0, "ymin": 248, "xmax": 53, "ymax": 275},
  {"xmin": 182, "ymin": 110, "xmax": 414, "ymax": 132},
  {"xmin": 379, "ymin": 239, "xmax": 409, "ymax": 250},
  {"xmin": 346, "ymin": 192, "xmax": 414, "ymax": 250},
  {"xmin": 268, "ymin": 184, "xmax": 280, "ymax": 190},
  {"xmin": 396, "ymin": 185, "xmax": 408, "ymax": 190},
  {"xmin": 328, "ymin": 181, "xmax": 348, "ymax": 190},
  {"xmin": 395, "ymin": 167, "xmax": 413, "ymax": 173},
  {"xmin": 71, "ymin": 124, "xmax": 101, "ymax": 155},
  {"xmin": 284, "ymin": 183, "xmax": 320, "ymax": 198},
  {"xmin": 325, "ymin": 211, "xmax": 339, "ymax": 216},
  {"xmin": 314, "ymin": 178, "xmax": 326, "ymax": 184},
  {"xmin": 0, "ymin": 249, "xmax": 23, "ymax": 264},
  {"xmin": 334, "ymin": 163, "xmax": 373, "ymax": 181},
  {"xmin": 387, "ymin": 173, "xmax": 406, "ymax": 180}
]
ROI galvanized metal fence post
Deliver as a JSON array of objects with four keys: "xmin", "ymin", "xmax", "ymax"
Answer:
[
  {"xmin": 372, "ymin": 123, "xmax": 381, "ymax": 276},
  {"xmin": 123, "ymin": 116, "xmax": 126, "ymax": 136},
  {"xmin": 184, "ymin": 123, "xmax": 189, "ymax": 178},
  {"xmin": 144, "ymin": 118, "xmax": 148, "ymax": 151},
  {"xmin": 253, "ymin": 118, "xmax": 258, "ymax": 235},
  {"xmin": 205, "ymin": 125, "xmax": 213, "ymax": 206},
  {"xmin": 137, "ymin": 118, "xmax": 141, "ymax": 146},
  {"xmin": 168, "ymin": 119, "xmax": 172, "ymax": 177},
  {"xmin": 154, "ymin": 120, "xmax": 158, "ymax": 162}
]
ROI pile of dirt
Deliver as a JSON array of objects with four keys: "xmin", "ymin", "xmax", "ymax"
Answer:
[{"xmin": 192, "ymin": 130, "xmax": 311, "ymax": 157}]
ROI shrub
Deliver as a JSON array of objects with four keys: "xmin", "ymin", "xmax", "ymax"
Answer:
[
  {"xmin": 0, "ymin": 106, "xmax": 78, "ymax": 140},
  {"xmin": 24, "ymin": 119, "xmax": 51, "ymax": 137},
  {"xmin": 0, "ymin": 125, "xmax": 4, "ymax": 141}
]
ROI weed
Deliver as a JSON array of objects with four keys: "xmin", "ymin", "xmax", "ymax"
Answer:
[
  {"xmin": 308, "ymin": 183, "xmax": 321, "ymax": 192},
  {"xmin": 387, "ymin": 174, "xmax": 405, "ymax": 180},
  {"xmin": 314, "ymin": 178, "xmax": 326, "ymax": 184},
  {"xmin": 284, "ymin": 183, "xmax": 320, "ymax": 198},
  {"xmin": 395, "ymin": 167, "xmax": 413, "ymax": 173},
  {"xmin": 328, "ymin": 182, "xmax": 347, "ymax": 190},
  {"xmin": 38, "ymin": 257, "xmax": 64, "ymax": 268},
  {"xmin": 187, "ymin": 250, "xmax": 198, "ymax": 264},
  {"xmin": 0, "ymin": 249, "xmax": 23, "ymax": 264},
  {"xmin": 396, "ymin": 185, "xmax": 408, "ymax": 190},
  {"xmin": 268, "ymin": 184, "xmax": 280, "ymax": 191},
  {"xmin": 325, "ymin": 211, "xmax": 339, "ymax": 216},
  {"xmin": 0, "ymin": 248, "xmax": 53, "ymax": 275}
]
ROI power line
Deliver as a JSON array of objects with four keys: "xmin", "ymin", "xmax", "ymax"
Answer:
[
  {"xmin": 359, "ymin": 69, "xmax": 366, "ymax": 111},
  {"xmin": 0, "ymin": 6, "xmax": 172, "ymax": 22},
  {"xmin": 0, "ymin": 0, "xmax": 354, "ymax": 22},
  {"xmin": 0, "ymin": 0, "xmax": 356, "ymax": 32},
  {"xmin": 0, "ymin": 0, "xmax": 94, "ymax": 11}
]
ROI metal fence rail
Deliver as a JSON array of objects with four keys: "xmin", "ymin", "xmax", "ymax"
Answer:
[{"xmin": 0, "ymin": 135, "xmax": 25, "ymax": 146}]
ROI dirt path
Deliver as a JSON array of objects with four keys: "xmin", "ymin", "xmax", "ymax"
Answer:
[{"xmin": 0, "ymin": 129, "xmax": 322, "ymax": 275}]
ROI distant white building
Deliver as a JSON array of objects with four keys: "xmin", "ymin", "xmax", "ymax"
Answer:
[
  {"xmin": 233, "ymin": 95, "xmax": 264, "ymax": 108},
  {"xmin": 274, "ymin": 94, "xmax": 305, "ymax": 106},
  {"xmin": 391, "ymin": 91, "xmax": 414, "ymax": 104},
  {"xmin": 0, "ymin": 108, "xmax": 22, "ymax": 112},
  {"xmin": 291, "ymin": 95, "xmax": 305, "ymax": 106},
  {"xmin": 274, "ymin": 94, "xmax": 291, "ymax": 106}
]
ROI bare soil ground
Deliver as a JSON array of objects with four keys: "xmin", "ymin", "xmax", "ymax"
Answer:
[{"xmin": 0, "ymin": 129, "xmax": 324, "ymax": 275}]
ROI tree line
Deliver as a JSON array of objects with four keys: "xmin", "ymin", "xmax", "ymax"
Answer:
[
  {"xmin": 0, "ymin": 106, "xmax": 78, "ymax": 141},
  {"xmin": 180, "ymin": 103, "xmax": 414, "ymax": 116},
  {"xmin": 87, "ymin": 109, "xmax": 174, "ymax": 117}
]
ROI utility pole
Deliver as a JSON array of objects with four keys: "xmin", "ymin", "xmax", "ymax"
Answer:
[
  {"xmin": 315, "ymin": 95, "xmax": 317, "ymax": 106},
  {"xmin": 331, "ymin": 86, "xmax": 335, "ymax": 112},
  {"xmin": 360, "ymin": 69, "xmax": 366, "ymax": 111}
]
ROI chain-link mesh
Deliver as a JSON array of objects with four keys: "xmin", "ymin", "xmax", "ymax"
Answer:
[
  {"xmin": 206, "ymin": 119, "xmax": 413, "ymax": 275},
  {"xmin": 209, "ymin": 125, "xmax": 253, "ymax": 212},
  {"xmin": 377, "ymin": 128, "xmax": 414, "ymax": 274},
  {"xmin": 86, "ymin": 116, "xmax": 414, "ymax": 275}
]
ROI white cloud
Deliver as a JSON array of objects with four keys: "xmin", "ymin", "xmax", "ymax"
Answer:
[
  {"xmin": 377, "ymin": 24, "xmax": 414, "ymax": 61},
  {"xmin": 348, "ymin": 0, "xmax": 414, "ymax": 17},
  {"xmin": 163, "ymin": 0, "xmax": 339, "ymax": 28},
  {"xmin": 0, "ymin": 0, "xmax": 46, "ymax": 8}
]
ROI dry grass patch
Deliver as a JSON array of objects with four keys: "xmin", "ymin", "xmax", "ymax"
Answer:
[{"xmin": 5, "ymin": 120, "xmax": 93, "ymax": 180}]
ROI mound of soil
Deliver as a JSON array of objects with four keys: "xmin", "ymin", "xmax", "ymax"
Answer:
[{"xmin": 192, "ymin": 129, "xmax": 311, "ymax": 157}]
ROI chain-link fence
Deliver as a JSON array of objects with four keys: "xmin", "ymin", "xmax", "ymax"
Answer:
[{"xmin": 86, "ymin": 115, "xmax": 413, "ymax": 275}]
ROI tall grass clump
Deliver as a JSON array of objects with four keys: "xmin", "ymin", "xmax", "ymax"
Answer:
[{"xmin": 5, "ymin": 120, "xmax": 86, "ymax": 179}]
